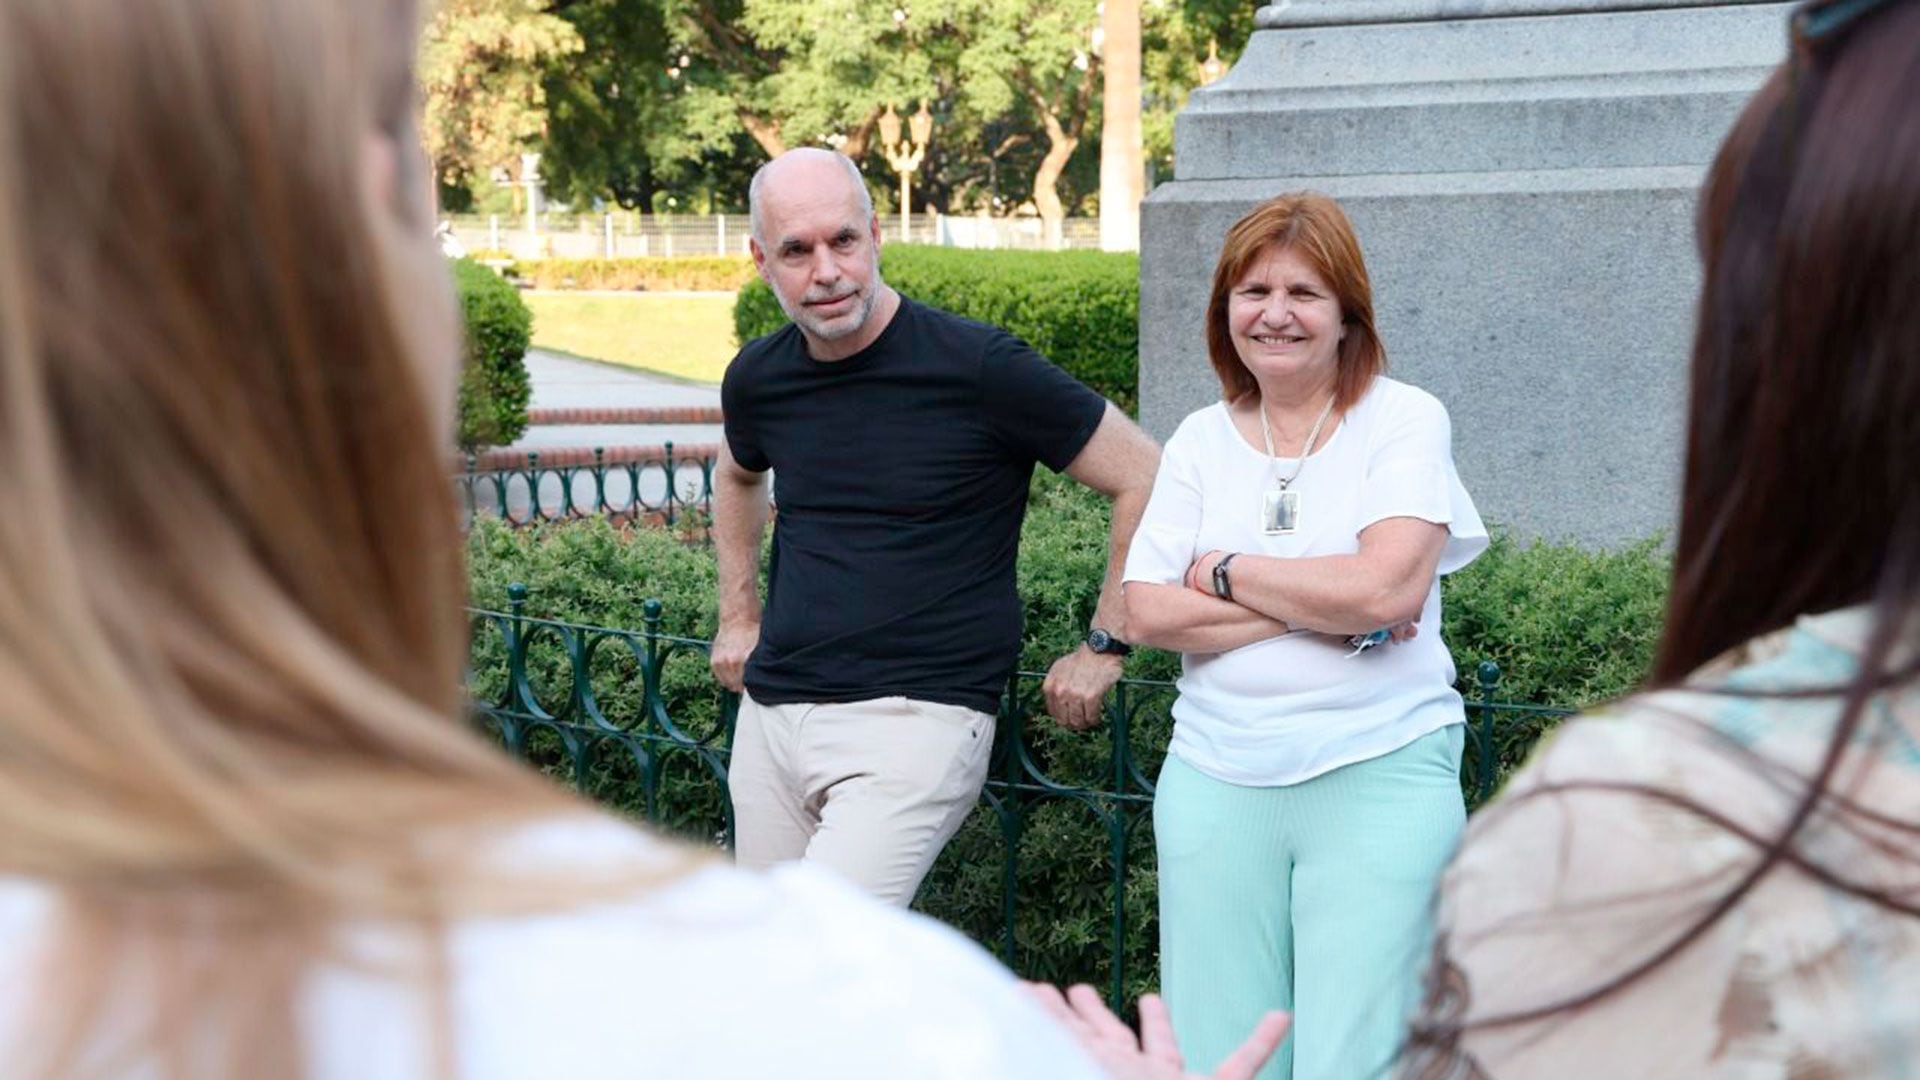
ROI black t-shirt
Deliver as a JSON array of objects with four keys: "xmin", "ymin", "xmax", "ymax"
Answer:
[{"xmin": 721, "ymin": 297, "xmax": 1107, "ymax": 714}]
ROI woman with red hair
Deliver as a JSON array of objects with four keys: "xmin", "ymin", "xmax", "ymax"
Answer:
[{"xmin": 1121, "ymin": 193, "xmax": 1487, "ymax": 1079}]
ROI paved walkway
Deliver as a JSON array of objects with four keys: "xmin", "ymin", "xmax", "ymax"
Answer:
[
  {"xmin": 508, "ymin": 423, "xmax": 721, "ymax": 452},
  {"xmin": 525, "ymin": 349, "xmax": 720, "ymax": 410},
  {"xmin": 511, "ymin": 349, "xmax": 723, "ymax": 452}
]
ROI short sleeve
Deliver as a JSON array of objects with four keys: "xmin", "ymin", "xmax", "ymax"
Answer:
[
  {"xmin": 1122, "ymin": 415, "xmax": 1205, "ymax": 586},
  {"xmin": 1358, "ymin": 390, "xmax": 1487, "ymax": 574},
  {"xmin": 720, "ymin": 351, "xmax": 770, "ymax": 473},
  {"xmin": 979, "ymin": 335, "xmax": 1107, "ymax": 473}
]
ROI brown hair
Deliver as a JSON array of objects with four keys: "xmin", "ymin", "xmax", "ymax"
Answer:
[
  {"xmin": 1204, "ymin": 192, "xmax": 1387, "ymax": 411},
  {"xmin": 0, "ymin": 0, "xmax": 682, "ymax": 1075},
  {"xmin": 1402, "ymin": 0, "xmax": 1920, "ymax": 1071}
]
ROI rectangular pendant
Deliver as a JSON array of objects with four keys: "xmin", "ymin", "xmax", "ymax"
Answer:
[{"xmin": 1263, "ymin": 488, "xmax": 1300, "ymax": 535}]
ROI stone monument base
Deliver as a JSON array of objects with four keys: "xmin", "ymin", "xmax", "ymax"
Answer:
[{"xmin": 1141, "ymin": 0, "xmax": 1791, "ymax": 545}]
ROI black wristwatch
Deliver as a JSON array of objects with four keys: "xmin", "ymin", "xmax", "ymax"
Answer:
[
  {"xmin": 1211, "ymin": 552, "xmax": 1239, "ymax": 601},
  {"xmin": 1085, "ymin": 628, "xmax": 1133, "ymax": 657}
]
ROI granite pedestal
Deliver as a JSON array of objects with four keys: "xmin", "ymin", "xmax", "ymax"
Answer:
[{"xmin": 1140, "ymin": 0, "xmax": 1793, "ymax": 544}]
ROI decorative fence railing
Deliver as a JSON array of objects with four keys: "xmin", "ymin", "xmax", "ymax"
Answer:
[
  {"xmin": 458, "ymin": 445, "xmax": 717, "ymax": 533},
  {"xmin": 467, "ymin": 585, "xmax": 1577, "ymax": 1008},
  {"xmin": 447, "ymin": 212, "xmax": 1105, "ymax": 260}
]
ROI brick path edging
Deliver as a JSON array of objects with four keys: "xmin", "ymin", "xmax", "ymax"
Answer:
[
  {"xmin": 525, "ymin": 406, "xmax": 724, "ymax": 426},
  {"xmin": 466, "ymin": 443, "xmax": 723, "ymax": 472}
]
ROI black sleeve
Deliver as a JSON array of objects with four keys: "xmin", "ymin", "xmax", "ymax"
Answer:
[
  {"xmin": 719, "ymin": 349, "xmax": 770, "ymax": 473},
  {"xmin": 978, "ymin": 333, "xmax": 1109, "ymax": 473}
]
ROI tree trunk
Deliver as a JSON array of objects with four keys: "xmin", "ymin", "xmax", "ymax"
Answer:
[
  {"xmin": 739, "ymin": 112, "xmax": 787, "ymax": 159},
  {"xmin": 1028, "ymin": 53, "xmax": 1098, "ymax": 250},
  {"xmin": 1032, "ymin": 121, "xmax": 1078, "ymax": 250},
  {"xmin": 840, "ymin": 109, "xmax": 882, "ymax": 163},
  {"xmin": 1098, "ymin": 0, "xmax": 1142, "ymax": 251}
]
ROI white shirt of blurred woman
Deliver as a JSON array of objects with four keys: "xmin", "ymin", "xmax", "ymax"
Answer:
[{"xmin": 0, "ymin": 818, "xmax": 1105, "ymax": 1079}]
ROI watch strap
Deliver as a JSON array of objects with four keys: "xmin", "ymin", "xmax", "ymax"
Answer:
[
  {"xmin": 1211, "ymin": 552, "xmax": 1239, "ymax": 601},
  {"xmin": 1086, "ymin": 628, "xmax": 1133, "ymax": 657}
]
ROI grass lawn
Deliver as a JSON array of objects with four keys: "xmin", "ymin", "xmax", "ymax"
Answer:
[{"xmin": 523, "ymin": 290, "xmax": 739, "ymax": 384}]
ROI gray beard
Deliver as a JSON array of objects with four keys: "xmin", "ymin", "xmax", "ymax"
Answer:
[{"xmin": 782, "ymin": 279, "xmax": 881, "ymax": 342}]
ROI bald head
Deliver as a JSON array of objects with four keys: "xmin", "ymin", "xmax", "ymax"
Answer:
[
  {"xmin": 746, "ymin": 148, "xmax": 894, "ymax": 360},
  {"xmin": 749, "ymin": 148, "xmax": 874, "ymax": 244}
]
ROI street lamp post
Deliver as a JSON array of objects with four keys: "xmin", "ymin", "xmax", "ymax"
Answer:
[
  {"xmin": 878, "ymin": 103, "xmax": 933, "ymax": 243},
  {"xmin": 519, "ymin": 152, "xmax": 544, "ymax": 239},
  {"xmin": 1199, "ymin": 39, "xmax": 1227, "ymax": 86}
]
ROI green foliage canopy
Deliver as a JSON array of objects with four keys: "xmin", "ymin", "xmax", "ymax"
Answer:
[
  {"xmin": 421, "ymin": 0, "xmax": 583, "ymax": 196},
  {"xmin": 423, "ymin": 0, "xmax": 1254, "ymax": 220}
]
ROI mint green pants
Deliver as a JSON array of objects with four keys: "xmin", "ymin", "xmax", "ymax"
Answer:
[{"xmin": 1154, "ymin": 725, "xmax": 1465, "ymax": 1080}]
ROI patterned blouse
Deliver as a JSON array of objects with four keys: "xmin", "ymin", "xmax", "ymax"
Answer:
[{"xmin": 1398, "ymin": 606, "xmax": 1920, "ymax": 1079}]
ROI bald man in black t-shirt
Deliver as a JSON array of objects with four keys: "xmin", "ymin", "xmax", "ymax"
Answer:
[{"xmin": 711, "ymin": 149, "xmax": 1160, "ymax": 905}]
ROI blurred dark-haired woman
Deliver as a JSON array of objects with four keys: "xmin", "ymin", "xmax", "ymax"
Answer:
[{"xmin": 1399, "ymin": 1, "xmax": 1920, "ymax": 1076}]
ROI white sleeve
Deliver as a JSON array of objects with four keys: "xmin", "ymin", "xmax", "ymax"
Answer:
[
  {"xmin": 1358, "ymin": 390, "xmax": 1488, "ymax": 575},
  {"xmin": 1123, "ymin": 415, "xmax": 1206, "ymax": 586},
  {"xmin": 420, "ymin": 828, "xmax": 1109, "ymax": 1080},
  {"xmin": 755, "ymin": 867, "xmax": 1109, "ymax": 1080}
]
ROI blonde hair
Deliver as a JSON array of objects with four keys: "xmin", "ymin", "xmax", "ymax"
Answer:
[{"xmin": 0, "ymin": 0, "xmax": 686, "ymax": 1074}]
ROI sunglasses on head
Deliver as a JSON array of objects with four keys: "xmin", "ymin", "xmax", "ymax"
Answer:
[{"xmin": 1793, "ymin": 0, "xmax": 1903, "ymax": 44}]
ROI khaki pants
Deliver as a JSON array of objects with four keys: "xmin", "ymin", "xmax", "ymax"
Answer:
[{"xmin": 729, "ymin": 693, "xmax": 996, "ymax": 906}]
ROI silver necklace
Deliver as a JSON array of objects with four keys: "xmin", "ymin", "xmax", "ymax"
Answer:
[{"xmin": 1258, "ymin": 393, "xmax": 1335, "ymax": 535}]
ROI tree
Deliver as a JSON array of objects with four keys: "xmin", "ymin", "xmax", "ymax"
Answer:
[
  {"xmin": 663, "ymin": 0, "xmax": 941, "ymax": 175},
  {"xmin": 947, "ymin": 0, "xmax": 1104, "ymax": 246},
  {"xmin": 423, "ymin": 0, "xmax": 1247, "ymax": 225},
  {"xmin": 660, "ymin": 0, "xmax": 788, "ymax": 159},
  {"xmin": 420, "ymin": 0, "xmax": 584, "ymax": 206},
  {"xmin": 650, "ymin": 0, "xmax": 974, "ymax": 217},
  {"xmin": 1099, "ymin": 0, "xmax": 1142, "ymax": 250},
  {"xmin": 538, "ymin": 0, "xmax": 672, "ymax": 211}
]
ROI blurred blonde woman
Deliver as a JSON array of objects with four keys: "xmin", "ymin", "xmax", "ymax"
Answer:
[{"xmin": 0, "ymin": 1, "xmax": 1117, "ymax": 1077}]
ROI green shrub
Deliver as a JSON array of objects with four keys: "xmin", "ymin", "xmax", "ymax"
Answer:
[
  {"xmin": 452, "ymin": 258, "xmax": 533, "ymax": 450},
  {"xmin": 510, "ymin": 256, "xmax": 755, "ymax": 292},
  {"xmin": 734, "ymin": 246, "xmax": 1142, "ymax": 413},
  {"xmin": 731, "ymin": 274, "xmax": 786, "ymax": 346},
  {"xmin": 467, "ymin": 515, "xmax": 720, "ymax": 634},
  {"xmin": 463, "ymin": 475, "xmax": 1669, "ymax": 997},
  {"xmin": 1444, "ymin": 530, "xmax": 1669, "ymax": 705},
  {"xmin": 1442, "ymin": 529, "xmax": 1669, "ymax": 791}
]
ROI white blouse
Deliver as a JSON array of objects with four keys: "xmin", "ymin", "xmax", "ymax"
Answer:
[
  {"xmin": 0, "ymin": 818, "xmax": 1105, "ymax": 1079},
  {"xmin": 1124, "ymin": 377, "xmax": 1487, "ymax": 786}
]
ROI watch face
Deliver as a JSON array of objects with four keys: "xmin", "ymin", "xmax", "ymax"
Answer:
[{"xmin": 1088, "ymin": 629, "xmax": 1113, "ymax": 652}]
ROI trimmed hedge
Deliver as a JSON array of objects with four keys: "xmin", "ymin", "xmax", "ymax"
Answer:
[
  {"xmin": 510, "ymin": 256, "xmax": 755, "ymax": 292},
  {"xmin": 468, "ymin": 474, "xmax": 1668, "ymax": 711},
  {"xmin": 733, "ymin": 246, "xmax": 1142, "ymax": 413},
  {"xmin": 453, "ymin": 258, "xmax": 533, "ymax": 450},
  {"xmin": 464, "ymin": 472, "xmax": 1669, "ymax": 998}
]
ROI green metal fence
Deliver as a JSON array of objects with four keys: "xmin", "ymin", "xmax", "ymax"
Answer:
[{"xmin": 467, "ymin": 584, "xmax": 1575, "ymax": 1007}]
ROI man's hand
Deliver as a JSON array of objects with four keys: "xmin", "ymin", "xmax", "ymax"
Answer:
[
  {"xmin": 1043, "ymin": 645, "xmax": 1124, "ymax": 730},
  {"xmin": 709, "ymin": 620, "xmax": 760, "ymax": 693},
  {"xmin": 1024, "ymin": 983, "xmax": 1290, "ymax": 1080}
]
